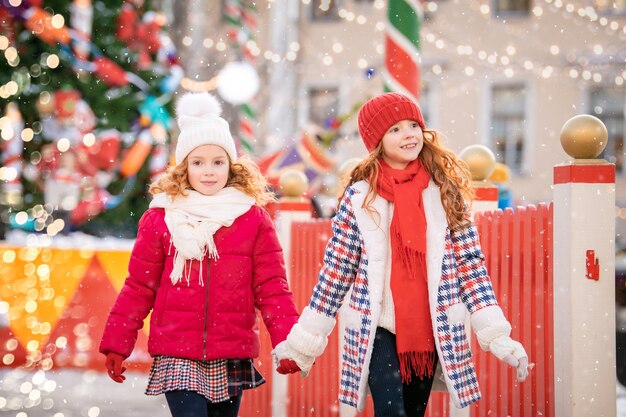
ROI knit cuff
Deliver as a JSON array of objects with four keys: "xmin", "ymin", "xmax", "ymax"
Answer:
[
  {"xmin": 272, "ymin": 340, "xmax": 313, "ymax": 374},
  {"xmin": 300, "ymin": 306, "xmax": 336, "ymax": 336},
  {"xmin": 470, "ymin": 305, "xmax": 511, "ymax": 351},
  {"xmin": 286, "ymin": 307, "xmax": 336, "ymax": 357},
  {"xmin": 489, "ymin": 335, "xmax": 527, "ymax": 361}
]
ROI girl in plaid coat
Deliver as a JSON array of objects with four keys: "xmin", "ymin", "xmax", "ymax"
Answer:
[
  {"xmin": 273, "ymin": 93, "xmax": 529, "ymax": 416},
  {"xmin": 100, "ymin": 93, "xmax": 298, "ymax": 417}
]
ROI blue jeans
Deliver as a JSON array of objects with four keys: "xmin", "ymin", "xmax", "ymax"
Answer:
[
  {"xmin": 164, "ymin": 390, "xmax": 242, "ymax": 417},
  {"xmin": 368, "ymin": 328, "xmax": 437, "ymax": 417}
]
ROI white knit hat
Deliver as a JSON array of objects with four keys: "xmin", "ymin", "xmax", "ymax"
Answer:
[{"xmin": 175, "ymin": 92, "xmax": 237, "ymax": 164}]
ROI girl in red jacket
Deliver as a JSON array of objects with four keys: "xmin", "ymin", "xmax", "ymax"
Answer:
[{"xmin": 100, "ymin": 92, "xmax": 299, "ymax": 417}]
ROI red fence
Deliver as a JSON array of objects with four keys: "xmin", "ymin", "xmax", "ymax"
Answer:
[
  {"xmin": 472, "ymin": 204, "xmax": 554, "ymax": 417},
  {"xmin": 288, "ymin": 219, "xmax": 345, "ymax": 415},
  {"xmin": 285, "ymin": 219, "xmax": 453, "ymax": 417},
  {"xmin": 280, "ymin": 203, "xmax": 554, "ymax": 416},
  {"xmin": 0, "ymin": 203, "xmax": 555, "ymax": 416}
]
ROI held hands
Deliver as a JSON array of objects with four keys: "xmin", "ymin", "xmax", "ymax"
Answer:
[
  {"xmin": 272, "ymin": 340, "xmax": 315, "ymax": 376},
  {"xmin": 489, "ymin": 336, "xmax": 530, "ymax": 382},
  {"xmin": 105, "ymin": 352, "xmax": 127, "ymax": 383}
]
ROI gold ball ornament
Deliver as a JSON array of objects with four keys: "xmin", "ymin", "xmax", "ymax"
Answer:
[
  {"xmin": 488, "ymin": 162, "xmax": 511, "ymax": 183},
  {"xmin": 279, "ymin": 169, "xmax": 309, "ymax": 198},
  {"xmin": 459, "ymin": 145, "xmax": 497, "ymax": 181},
  {"xmin": 338, "ymin": 157, "xmax": 362, "ymax": 186},
  {"xmin": 559, "ymin": 114, "xmax": 608, "ymax": 159}
]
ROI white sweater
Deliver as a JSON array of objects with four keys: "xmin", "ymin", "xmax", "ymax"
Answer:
[{"xmin": 378, "ymin": 203, "xmax": 396, "ymax": 333}]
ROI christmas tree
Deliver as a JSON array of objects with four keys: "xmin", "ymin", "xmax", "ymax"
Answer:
[{"xmin": 0, "ymin": 0, "xmax": 181, "ymax": 238}]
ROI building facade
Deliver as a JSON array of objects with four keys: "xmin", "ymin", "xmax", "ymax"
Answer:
[{"xmin": 169, "ymin": 0, "xmax": 626, "ymax": 243}]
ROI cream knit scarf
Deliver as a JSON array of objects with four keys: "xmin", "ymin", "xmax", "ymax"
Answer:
[{"xmin": 150, "ymin": 187, "xmax": 255, "ymax": 285}]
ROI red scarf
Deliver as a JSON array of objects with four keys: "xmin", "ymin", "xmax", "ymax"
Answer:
[{"xmin": 376, "ymin": 158, "xmax": 435, "ymax": 382}]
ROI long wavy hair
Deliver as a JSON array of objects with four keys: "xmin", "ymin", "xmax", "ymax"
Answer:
[
  {"xmin": 149, "ymin": 154, "xmax": 276, "ymax": 207},
  {"xmin": 340, "ymin": 129, "xmax": 474, "ymax": 231}
]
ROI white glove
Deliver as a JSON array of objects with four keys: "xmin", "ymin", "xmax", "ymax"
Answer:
[
  {"xmin": 489, "ymin": 335, "xmax": 530, "ymax": 382},
  {"xmin": 272, "ymin": 340, "xmax": 316, "ymax": 377}
]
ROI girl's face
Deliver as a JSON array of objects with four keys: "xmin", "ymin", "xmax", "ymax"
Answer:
[
  {"xmin": 186, "ymin": 144, "xmax": 230, "ymax": 196},
  {"xmin": 380, "ymin": 119, "xmax": 424, "ymax": 169}
]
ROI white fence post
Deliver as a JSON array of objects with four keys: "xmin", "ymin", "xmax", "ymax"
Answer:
[
  {"xmin": 553, "ymin": 115, "xmax": 616, "ymax": 417},
  {"xmin": 272, "ymin": 170, "xmax": 312, "ymax": 417}
]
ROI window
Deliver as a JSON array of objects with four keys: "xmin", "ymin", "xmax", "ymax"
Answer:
[
  {"xmin": 490, "ymin": 84, "xmax": 527, "ymax": 174},
  {"xmin": 308, "ymin": 87, "xmax": 340, "ymax": 127},
  {"xmin": 492, "ymin": 0, "xmax": 531, "ymax": 16},
  {"xmin": 312, "ymin": 0, "xmax": 340, "ymax": 21},
  {"xmin": 590, "ymin": 86, "xmax": 625, "ymax": 174}
]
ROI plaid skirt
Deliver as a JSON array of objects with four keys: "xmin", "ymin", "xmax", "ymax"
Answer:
[{"xmin": 145, "ymin": 356, "xmax": 265, "ymax": 403}]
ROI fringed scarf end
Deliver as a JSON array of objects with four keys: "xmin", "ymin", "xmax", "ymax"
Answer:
[
  {"xmin": 398, "ymin": 351, "xmax": 436, "ymax": 384},
  {"xmin": 396, "ymin": 241, "xmax": 427, "ymax": 280},
  {"xmin": 169, "ymin": 247, "xmax": 206, "ymax": 287},
  {"xmin": 206, "ymin": 234, "xmax": 219, "ymax": 260},
  {"xmin": 170, "ymin": 250, "xmax": 185, "ymax": 286}
]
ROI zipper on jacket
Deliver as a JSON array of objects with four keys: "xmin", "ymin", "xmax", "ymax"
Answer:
[{"xmin": 203, "ymin": 258, "xmax": 210, "ymax": 360}]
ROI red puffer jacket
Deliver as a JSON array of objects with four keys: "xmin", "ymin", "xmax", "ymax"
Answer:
[{"xmin": 99, "ymin": 205, "xmax": 299, "ymax": 361}]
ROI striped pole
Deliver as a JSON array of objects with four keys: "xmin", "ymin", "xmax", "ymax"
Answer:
[
  {"xmin": 223, "ymin": 0, "xmax": 242, "ymax": 34},
  {"xmin": 384, "ymin": 0, "xmax": 423, "ymax": 101},
  {"xmin": 238, "ymin": 102, "xmax": 256, "ymax": 153},
  {"xmin": 224, "ymin": 0, "xmax": 257, "ymax": 154},
  {"xmin": 238, "ymin": 1, "xmax": 258, "ymax": 153},
  {"xmin": 0, "ymin": 103, "xmax": 24, "ymax": 199}
]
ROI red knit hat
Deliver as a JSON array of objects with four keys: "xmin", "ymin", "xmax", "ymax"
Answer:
[{"xmin": 357, "ymin": 93, "xmax": 426, "ymax": 152}]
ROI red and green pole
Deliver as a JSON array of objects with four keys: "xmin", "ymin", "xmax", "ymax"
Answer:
[
  {"xmin": 224, "ymin": 0, "xmax": 257, "ymax": 153},
  {"xmin": 384, "ymin": 0, "xmax": 423, "ymax": 101}
]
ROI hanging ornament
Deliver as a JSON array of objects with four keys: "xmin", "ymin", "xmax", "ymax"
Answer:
[
  {"xmin": 70, "ymin": 185, "xmax": 108, "ymax": 225},
  {"xmin": 0, "ymin": 8, "xmax": 16, "ymax": 45},
  {"xmin": 116, "ymin": 3, "xmax": 137, "ymax": 43},
  {"xmin": 80, "ymin": 129, "xmax": 121, "ymax": 172},
  {"xmin": 94, "ymin": 56, "xmax": 129, "ymax": 87},
  {"xmin": 120, "ymin": 128, "xmax": 154, "ymax": 177},
  {"xmin": 148, "ymin": 142, "xmax": 168, "ymax": 182},
  {"xmin": 72, "ymin": 99, "xmax": 96, "ymax": 134},
  {"xmin": 216, "ymin": 61, "xmax": 260, "ymax": 105},
  {"xmin": 24, "ymin": 7, "xmax": 71, "ymax": 45},
  {"xmin": 160, "ymin": 64, "xmax": 184, "ymax": 94},
  {"xmin": 70, "ymin": 0, "xmax": 93, "ymax": 60},
  {"xmin": 139, "ymin": 95, "xmax": 172, "ymax": 129},
  {"xmin": 54, "ymin": 89, "xmax": 80, "ymax": 120}
]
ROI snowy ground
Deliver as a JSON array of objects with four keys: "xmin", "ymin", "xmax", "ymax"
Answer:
[
  {"xmin": 0, "ymin": 369, "xmax": 167, "ymax": 417},
  {"xmin": 1, "ymin": 368, "xmax": 625, "ymax": 417}
]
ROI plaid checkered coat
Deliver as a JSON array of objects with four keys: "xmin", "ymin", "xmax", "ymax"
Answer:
[{"xmin": 290, "ymin": 180, "xmax": 512, "ymax": 411}]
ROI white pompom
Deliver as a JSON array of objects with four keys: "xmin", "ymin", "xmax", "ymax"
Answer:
[{"xmin": 176, "ymin": 92, "xmax": 222, "ymax": 119}]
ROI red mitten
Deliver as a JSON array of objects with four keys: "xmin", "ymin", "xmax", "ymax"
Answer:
[
  {"xmin": 276, "ymin": 359, "xmax": 301, "ymax": 374},
  {"xmin": 105, "ymin": 352, "xmax": 127, "ymax": 383}
]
